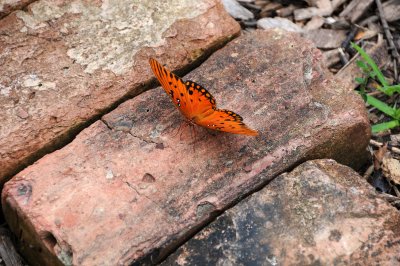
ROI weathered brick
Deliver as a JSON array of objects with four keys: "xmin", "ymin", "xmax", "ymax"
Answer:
[{"xmin": 0, "ymin": 0, "xmax": 240, "ymax": 183}]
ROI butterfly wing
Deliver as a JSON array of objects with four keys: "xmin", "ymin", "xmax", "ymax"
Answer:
[
  {"xmin": 195, "ymin": 109, "xmax": 258, "ymax": 136},
  {"xmin": 149, "ymin": 58, "xmax": 193, "ymax": 119},
  {"xmin": 149, "ymin": 58, "xmax": 216, "ymax": 120},
  {"xmin": 150, "ymin": 58, "xmax": 258, "ymax": 136},
  {"xmin": 183, "ymin": 80, "xmax": 216, "ymax": 120}
]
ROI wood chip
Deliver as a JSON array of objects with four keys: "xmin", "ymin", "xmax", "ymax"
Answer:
[
  {"xmin": 259, "ymin": 2, "xmax": 282, "ymax": 17},
  {"xmin": 390, "ymin": 134, "xmax": 400, "ymax": 146},
  {"xmin": 304, "ymin": 16, "xmax": 325, "ymax": 31},
  {"xmin": 373, "ymin": 142, "xmax": 388, "ymax": 170},
  {"xmin": 294, "ymin": 0, "xmax": 333, "ymax": 21},
  {"xmin": 257, "ymin": 17, "xmax": 303, "ymax": 32},
  {"xmin": 339, "ymin": 0, "xmax": 374, "ymax": 23},
  {"xmin": 323, "ymin": 49, "xmax": 341, "ymax": 67},
  {"xmin": 324, "ymin": 16, "xmax": 351, "ymax": 29},
  {"xmin": 304, "ymin": 29, "xmax": 347, "ymax": 49},
  {"xmin": 276, "ymin": 4, "xmax": 296, "ymax": 17},
  {"xmin": 332, "ymin": 0, "xmax": 349, "ymax": 10},
  {"xmin": 0, "ymin": 228, "xmax": 25, "ymax": 266},
  {"xmin": 382, "ymin": 0, "xmax": 400, "ymax": 22},
  {"xmin": 254, "ymin": 0, "xmax": 271, "ymax": 8},
  {"xmin": 382, "ymin": 154, "xmax": 400, "ymax": 185},
  {"xmin": 354, "ymin": 28, "xmax": 378, "ymax": 41}
]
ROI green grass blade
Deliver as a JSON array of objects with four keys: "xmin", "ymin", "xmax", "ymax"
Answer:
[
  {"xmin": 356, "ymin": 60, "xmax": 369, "ymax": 72},
  {"xmin": 355, "ymin": 77, "xmax": 365, "ymax": 84},
  {"xmin": 385, "ymin": 84, "xmax": 400, "ymax": 95},
  {"xmin": 372, "ymin": 120, "xmax": 400, "ymax": 133},
  {"xmin": 365, "ymin": 94, "xmax": 397, "ymax": 118},
  {"xmin": 351, "ymin": 42, "xmax": 389, "ymax": 89}
]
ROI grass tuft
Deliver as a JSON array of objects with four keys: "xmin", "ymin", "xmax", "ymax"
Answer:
[{"xmin": 352, "ymin": 42, "xmax": 400, "ymax": 133}]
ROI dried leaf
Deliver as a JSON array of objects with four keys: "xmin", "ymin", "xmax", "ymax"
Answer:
[
  {"xmin": 373, "ymin": 143, "xmax": 388, "ymax": 170},
  {"xmin": 382, "ymin": 154, "xmax": 400, "ymax": 185}
]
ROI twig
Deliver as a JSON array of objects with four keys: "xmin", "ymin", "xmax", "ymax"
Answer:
[
  {"xmin": 378, "ymin": 192, "xmax": 400, "ymax": 208},
  {"xmin": 363, "ymin": 164, "xmax": 374, "ymax": 179},
  {"xmin": 341, "ymin": 25, "xmax": 359, "ymax": 50},
  {"xmin": 359, "ymin": 15, "xmax": 378, "ymax": 27},
  {"xmin": 338, "ymin": 47, "xmax": 348, "ymax": 65},
  {"xmin": 379, "ymin": 192, "xmax": 400, "ymax": 202},
  {"xmin": 370, "ymin": 139, "xmax": 400, "ymax": 154},
  {"xmin": 367, "ymin": 90, "xmax": 384, "ymax": 96},
  {"xmin": 375, "ymin": 0, "xmax": 400, "ymax": 83},
  {"xmin": 393, "ymin": 185, "xmax": 400, "ymax": 197}
]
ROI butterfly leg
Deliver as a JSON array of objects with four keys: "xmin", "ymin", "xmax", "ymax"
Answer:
[
  {"xmin": 171, "ymin": 120, "xmax": 186, "ymax": 138},
  {"xmin": 179, "ymin": 121, "xmax": 193, "ymax": 141},
  {"xmin": 189, "ymin": 124, "xmax": 197, "ymax": 152}
]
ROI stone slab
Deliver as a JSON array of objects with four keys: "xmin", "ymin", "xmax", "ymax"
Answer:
[
  {"xmin": 0, "ymin": 0, "xmax": 240, "ymax": 183},
  {"xmin": 2, "ymin": 30, "xmax": 370, "ymax": 265},
  {"xmin": 162, "ymin": 159, "xmax": 400, "ymax": 265}
]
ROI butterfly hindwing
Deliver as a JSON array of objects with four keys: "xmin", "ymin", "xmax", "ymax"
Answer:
[
  {"xmin": 183, "ymin": 80, "xmax": 216, "ymax": 119},
  {"xmin": 195, "ymin": 109, "xmax": 258, "ymax": 136}
]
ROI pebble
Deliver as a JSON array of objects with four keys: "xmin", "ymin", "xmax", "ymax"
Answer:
[
  {"xmin": 222, "ymin": 0, "xmax": 254, "ymax": 20},
  {"xmin": 257, "ymin": 17, "xmax": 303, "ymax": 33}
]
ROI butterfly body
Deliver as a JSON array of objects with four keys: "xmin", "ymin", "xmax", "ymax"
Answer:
[{"xmin": 149, "ymin": 58, "xmax": 258, "ymax": 136}]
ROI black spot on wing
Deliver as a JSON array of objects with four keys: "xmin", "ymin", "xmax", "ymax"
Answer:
[
  {"xmin": 184, "ymin": 80, "xmax": 216, "ymax": 106},
  {"xmin": 221, "ymin": 109, "xmax": 243, "ymax": 121}
]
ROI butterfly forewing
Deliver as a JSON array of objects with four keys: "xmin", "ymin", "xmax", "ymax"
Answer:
[
  {"xmin": 149, "ymin": 58, "xmax": 192, "ymax": 119},
  {"xmin": 195, "ymin": 109, "xmax": 258, "ymax": 136}
]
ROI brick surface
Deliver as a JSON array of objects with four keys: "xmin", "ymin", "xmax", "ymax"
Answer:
[
  {"xmin": 0, "ymin": 0, "xmax": 239, "ymax": 183},
  {"xmin": 3, "ymin": 30, "xmax": 370, "ymax": 265},
  {"xmin": 0, "ymin": 0, "xmax": 34, "ymax": 18},
  {"xmin": 162, "ymin": 159, "xmax": 400, "ymax": 265}
]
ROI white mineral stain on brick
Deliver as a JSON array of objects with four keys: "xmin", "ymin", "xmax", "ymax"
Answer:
[
  {"xmin": 0, "ymin": 0, "xmax": 19, "ymax": 12},
  {"xmin": 0, "ymin": 84, "xmax": 11, "ymax": 96},
  {"xmin": 16, "ymin": 0, "xmax": 213, "ymax": 75},
  {"xmin": 22, "ymin": 74, "xmax": 41, "ymax": 87},
  {"xmin": 22, "ymin": 75, "xmax": 56, "ymax": 91},
  {"xmin": 105, "ymin": 169, "xmax": 114, "ymax": 179},
  {"xmin": 303, "ymin": 66, "xmax": 313, "ymax": 83}
]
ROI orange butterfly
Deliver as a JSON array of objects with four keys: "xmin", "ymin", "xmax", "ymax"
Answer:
[{"xmin": 149, "ymin": 58, "xmax": 258, "ymax": 136}]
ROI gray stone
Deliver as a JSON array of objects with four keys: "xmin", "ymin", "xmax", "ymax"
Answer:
[
  {"xmin": 257, "ymin": 17, "xmax": 303, "ymax": 32},
  {"xmin": 222, "ymin": 0, "xmax": 254, "ymax": 20},
  {"xmin": 162, "ymin": 160, "xmax": 400, "ymax": 265}
]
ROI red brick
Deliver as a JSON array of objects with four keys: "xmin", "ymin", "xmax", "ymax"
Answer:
[{"xmin": 0, "ymin": 0, "xmax": 240, "ymax": 183}]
